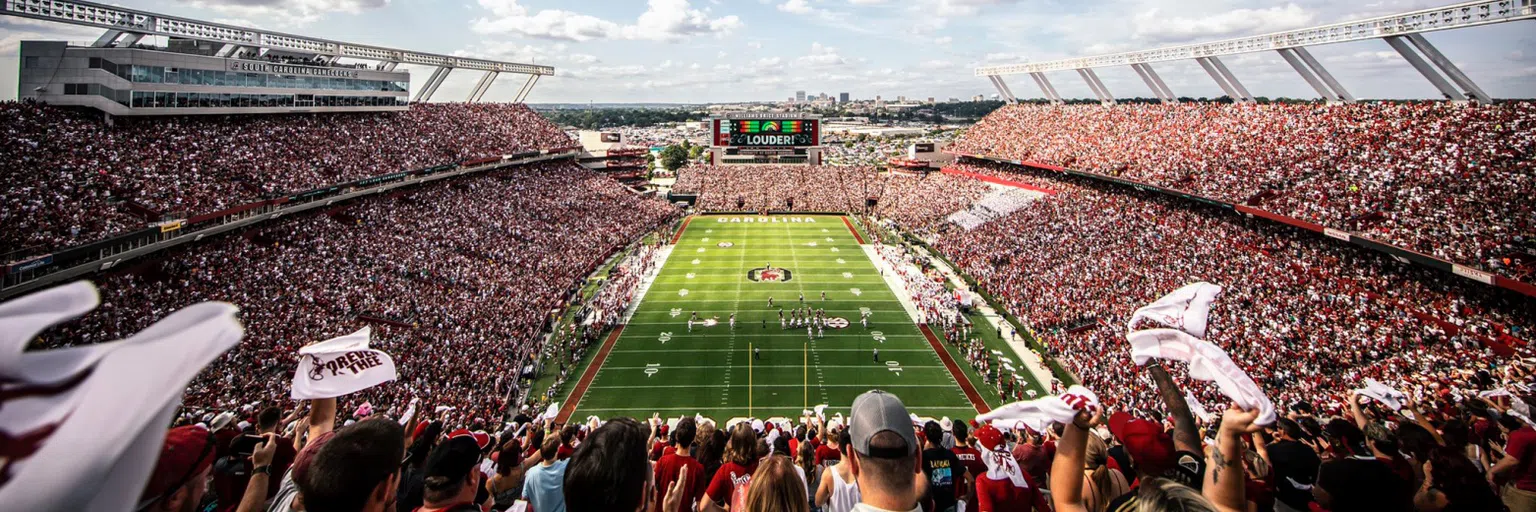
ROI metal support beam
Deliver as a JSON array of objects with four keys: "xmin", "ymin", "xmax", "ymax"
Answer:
[
  {"xmin": 1385, "ymin": 35, "xmax": 1466, "ymax": 101},
  {"xmin": 467, "ymin": 71, "xmax": 493, "ymax": 102},
  {"xmin": 91, "ymin": 29, "xmax": 123, "ymax": 48},
  {"xmin": 1196, "ymin": 57, "xmax": 1241, "ymax": 102},
  {"xmin": 987, "ymin": 76, "xmax": 1013, "ymax": 103},
  {"xmin": 214, "ymin": 43, "xmax": 242, "ymax": 58},
  {"xmin": 1277, "ymin": 48, "xmax": 1339, "ymax": 102},
  {"xmin": 413, "ymin": 66, "xmax": 452, "ymax": 103},
  {"xmin": 994, "ymin": 76, "xmax": 1018, "ymax": 103},
  {"xmin": 411, "ymin": 67, "xmax": 444, "ymax": 102},
  {"xmin": 1207, "ymin": 56, "xmax": 1253, "ymax": 102},
  {"xmin": 472, "ymin": 72, "xmax": 499, "ymax": 102},
  {"xmin": 1131, "ymin": 63, "xmax": 1175, "ymax": 103},
  {"xmin": 1405, "ymin": 33, "xmax": 1492, "ymax": 103},
  {"xmin": 381, "ymin": 62, "xmax": 399, "ymax": 72},
  {"xmin": 512, "ymin": 74, "xmax": 541, "ymax": 103},
  {"xmin": 1077, "ymin": 68, "xmax": 1115, "ymax": 105},
  {"xmin": 1031, "ymin": 72, "xmax": 1064, "ymax": 104},
  {"xmin": 1293, "ymin": 47, "xmax": 1355, "ymax": 103},
  {"xmin": 421, "ymin": 67, "xmax": 452, "ymax": 102},
  {"xmin": 119, "ymin": 33, "xmax": 143, "ymax": 47}
]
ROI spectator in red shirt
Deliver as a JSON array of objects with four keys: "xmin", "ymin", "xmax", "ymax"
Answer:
[
  {"xmin": 558, "ymin": 425, "xmax": 579, "ymax": 461},
  {"xmin": 700, "ymin": 422, "xmax": 760, "ymax": 512},
  {"xmin": 653, "ymin": 418, "xmax": 705, "ymax": 512},
  {"xmin": 816, "ymin": 429, "xmax": 844, "ymax": 467},
  {"xmin": 971, "ymin": 424, "xmax": 1050, "ymax": 512},
  {"xmin": 1491, "ymin": 414, "xmax": 1536, "ymax": 510},
  {"xmin": 950, "ymin": 422, "xmax": 986, "ymax": 512}
]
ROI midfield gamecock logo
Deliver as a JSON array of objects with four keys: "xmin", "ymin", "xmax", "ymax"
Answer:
[
  {"xmin": 748, "ymin": 267, "xmax": 792, "ymax": 282},
  {"xmin": 825, "ymin": 317, "xmax": 850, "ymax": 329}
]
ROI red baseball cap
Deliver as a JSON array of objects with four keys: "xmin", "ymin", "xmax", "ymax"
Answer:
[
  {"xmin": 140, "ymin": 426, "xmax": 216, "ymax": 503},
  {"xmin": 973, "ymin": 424, "xmax": 1007, "ymax": 452},
  {"xmin": 1109, "ymin": 413, "xmax": 1174, "ymax": 475},
  {"xmin": 448, "ymin": 428, "xmax": 490, "ymax": 450}
]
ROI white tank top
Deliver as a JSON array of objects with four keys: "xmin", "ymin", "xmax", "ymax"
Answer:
[{"xmin": 825, "ymin": 465, "xmax": 862, "ymax": 512}]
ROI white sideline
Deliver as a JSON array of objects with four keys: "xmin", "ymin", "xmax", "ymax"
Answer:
[
  {"xmin": 621, "ymin": 245, "xmax": 673, "ymax": 324},
  {"xmin": 912, "ymin": 244, "xmax": 1056, "ymax": 392},
  {"xmin": 860, "ymin": 244, "xmax": 923, "ymax": 324}
]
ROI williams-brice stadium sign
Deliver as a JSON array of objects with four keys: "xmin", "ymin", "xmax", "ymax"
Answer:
[{"xmin": 715, "ymin": 217, "xmax": 818, "ymax": 223}]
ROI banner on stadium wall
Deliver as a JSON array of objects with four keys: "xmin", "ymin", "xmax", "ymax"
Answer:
[
  {"xmin": 1452, "ymin": 264, "xmax": 1495, "ymax": 285},
  {"xmin": 6, "ymin": 254, "xmax": 53, "ymax": 274},
  {"xmin": 1323, "ymin": 228, "xmax": 1350, "ymax": 241},
  {"xmin": 159, "ymin": 220, "xmax": 183, "ymax": 233}
]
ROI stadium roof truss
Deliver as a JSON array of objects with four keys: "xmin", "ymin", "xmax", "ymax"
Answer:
[
  {"xmin": 1, "ymin": 0, "xmax": 555, "ymax": 102},
  {"xmin": 975, "ymin": 0, "xmax": 1534, "ymax": 104}
]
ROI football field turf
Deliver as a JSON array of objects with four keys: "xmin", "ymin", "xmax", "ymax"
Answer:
[{"xmin": 558, "ymin": 214, "xmax": 992, "ymax": 423}]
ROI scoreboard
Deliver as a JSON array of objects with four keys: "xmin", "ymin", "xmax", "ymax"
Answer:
[{"xmin": 713, "ymin": 118, "xmax": 820, "ymax": 147}]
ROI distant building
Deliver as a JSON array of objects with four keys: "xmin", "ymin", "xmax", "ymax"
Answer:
[
  {"xmin": 972, "ymin": 95, "xmax": 985, "ymax": 102},
  {"xmin": 796, "ymin": 90, "xmax": 806, "ymax": 102},
  {"xmin": 839, "ymin": 92, "xmax": 850, "ymax": 103},
  {"xmin": 927, "ymin": 97, "xmax": 935, "ymax": 104}
]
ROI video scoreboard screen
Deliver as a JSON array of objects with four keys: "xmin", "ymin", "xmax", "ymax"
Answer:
[{"xmin": 713, "ymin": 118, "xmax": 819, "ymax": 147}]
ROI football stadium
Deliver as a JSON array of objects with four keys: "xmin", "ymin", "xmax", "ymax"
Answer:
[{"xmin": 2, "ymin": 0, "xmax": 1535, "ymax": 511}]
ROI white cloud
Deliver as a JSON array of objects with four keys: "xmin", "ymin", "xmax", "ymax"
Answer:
[
  {"xmin": 848, "ymin": 0, "xmax": 888, "ymax": 4},
  {"xmin": 778, "ymin": 0, "xmax": 814, "ymax": 14},
  {"xmin": 472, "ymin": 0, "xmax": 741, "ymax": 42},
  {"xmin": 797, "ymin": 42, "xmax": 847, "ymax": 67},
  {"xmin": 1132, "ymin": 4, "xmax": 1315, "ymax": 44},
  {"xmin": 933, "ymin": 36, "xmax": 953, "ymax": 45},
  {"xmin": 747, "ymin": 41, "xmax": 763, "ymax": 49}
]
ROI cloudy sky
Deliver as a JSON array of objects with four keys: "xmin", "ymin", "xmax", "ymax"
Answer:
[{"xmin": 1, "ymin": 0, "xmax": 1532, "ymax": 103}]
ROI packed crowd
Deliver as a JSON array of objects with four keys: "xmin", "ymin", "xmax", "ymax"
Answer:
[
  {"xmin": 33, "ymin": 161, "xmax": 679, "ymax": 427},
  {"xmin": 588, "ymin": 242, "xmax": 669, "ymax": 327},
  {"xmin": 0, "ymin": 101, "xmax": 573, "ymax": 257},
  {"xmin": 674, "ymin": 165, "xmax": 989, "ymax": 231},
  {"xmin": 110, "ymin": 361, "xmax": 1536, "ymax": 512},
  {"xmin": 934, "ymin": 161, "xmax": 1534, "ymax": 417},
  {"xmin": 953, "ymin": 102, "xmax": 1536, "ymax": 280}
]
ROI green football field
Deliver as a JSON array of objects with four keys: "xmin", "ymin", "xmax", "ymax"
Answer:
[{"xmin": 557, "ymin": 214, "xmax": 994, "ymax": 423}]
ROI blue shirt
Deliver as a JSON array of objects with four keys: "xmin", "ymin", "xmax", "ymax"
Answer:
[{"xmin": 522, "ymin": 459, "xmax": 569, "ymax": 512}]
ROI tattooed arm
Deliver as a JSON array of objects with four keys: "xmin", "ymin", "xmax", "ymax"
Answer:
[
  {"xmin": 1205, "ymin": 405, "xmax": 1262, "ymax": 512},
  {"xmin": 1149, "ymin": 364, "xmax": 1203, "ymax": 454}
]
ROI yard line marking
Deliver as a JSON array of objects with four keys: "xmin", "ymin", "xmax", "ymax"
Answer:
[{"xmin": 602, "ymin": 365, "xmax": 945, "ymax": 370}]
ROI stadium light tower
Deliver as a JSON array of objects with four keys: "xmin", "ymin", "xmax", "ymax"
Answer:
[
  {"xmin": 1, "ymin": 0, "xmax": 555, "ymax": 103},
  {"xmin": 975, "ymin": 0, "xmax": 1533, "ymax": 103}
]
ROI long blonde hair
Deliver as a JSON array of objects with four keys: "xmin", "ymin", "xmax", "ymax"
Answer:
[
  {"xmin": 744, "ymin": 454, "xmax": 809, "ymax": 512},
  {"xmin": 1083, "ymin": 435, "xmax": 1129, "ymax": 512},
  {"xmin": 725, "ymin": 423, "xmax": 758, "ymax": 466}
]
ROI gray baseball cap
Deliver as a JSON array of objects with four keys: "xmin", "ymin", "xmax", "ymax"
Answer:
[{"xmin": 849, "ymin": 390, "xmax": 918, "ymax": 459}]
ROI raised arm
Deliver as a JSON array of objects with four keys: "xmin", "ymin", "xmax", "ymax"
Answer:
[
  {"xmin": 1348, "ymin": 393, "xmax": 1368, "ymax": 430},
  {"xmin": 309, "ymin": 397, "xmax": 337, "ymax": 440},
  {"xmin": 1148, "ymin": 364, "xmax": 1202, "ymax": 454},
  {"xmin": 1204, "ymin": 405, "xmax": 1261, "ymax": 512},
  {"xmin": 1050, "ymin": 410, "xmax": 1101, "ymax": 512}
]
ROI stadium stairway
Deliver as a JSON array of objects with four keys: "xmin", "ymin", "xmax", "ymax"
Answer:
[
  {"xmin": 911, "ymin": 244, "xmax": 1057, "ymax": 390},
  {"xmin": 619, "ymin": 245, "xmax": 673, "ymax": 324}
]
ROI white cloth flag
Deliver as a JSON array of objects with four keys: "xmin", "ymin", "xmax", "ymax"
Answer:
[
  {"xmin": 976, "ymin": 385, "xmax": 1100, "ymax": 433},
  {"xmin": 1128, "ymin": 329, "xmax": 1277, "ymax": 425},
  {"xmin": 1185, "ymin": 392, "xmax": 1215, "ymax": 423},
  {"xmin": 290, "ymin": 327, "xmax": 398, "ymax": 399},
  {"xmin": 0, "ymin": 281, "xmax": 243, "ymax": 512},
  {"xmin": 1480, "ymin": 389, "xmax": 1512, "ymax": 398},
  {"xmin": 1356, "ymin": 378, "xmax": 1410, "ymax": 410},
  {"xmin": 1127, "ymin": 282, "xmax": 1223, "ymax": 339}
]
